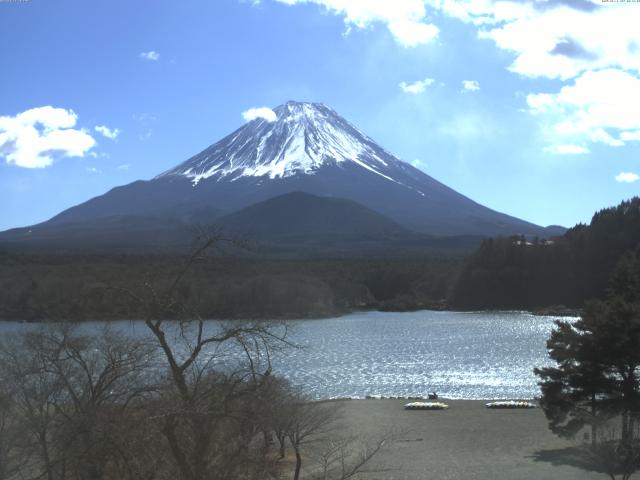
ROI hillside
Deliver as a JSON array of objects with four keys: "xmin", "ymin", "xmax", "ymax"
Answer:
[
  {"xmin": 215, "ymin": 191, "xmax": 411, "ymax": 242},
  {"xmin": 451, "ymin": 197, "xmax": 640, "ymax": 310}
]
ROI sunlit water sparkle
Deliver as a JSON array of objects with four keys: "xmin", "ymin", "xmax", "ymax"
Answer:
[
  {"xmin": 275, "ymin": 310, "xmax": 567, "ymax": 400},
  {"xmin": 0, "ymin": 310, "xmax": 572, "ymax": 400}
]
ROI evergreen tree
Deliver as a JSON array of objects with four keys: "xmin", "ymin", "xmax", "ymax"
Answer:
[
  {"xmin": 534, "ymin": 309, "xmax": 615, "ymax": 445},
  {"xmin": 535, "ymin": 252, "xmax": 640, "ymax": 478}
]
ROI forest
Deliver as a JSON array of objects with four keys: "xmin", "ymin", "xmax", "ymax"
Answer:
[
  {"xmin": 451, "ymin": 197, "xmax": 640, "ymax": 311},
  {"xmin": 1, "ymin": 197, "xmax": 638, "ymax": 321},
  {"xmin": 0, "ymin": 253, "xmax": 459, "ymax": 321}
]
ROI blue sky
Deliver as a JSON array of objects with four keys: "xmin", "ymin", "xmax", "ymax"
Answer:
[{"xmin": 1, "ymin": 0, "xmax": 639, "ymax": 231}]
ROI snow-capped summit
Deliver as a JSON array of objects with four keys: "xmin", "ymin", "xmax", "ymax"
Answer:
[{"xmin": 158, "ymin": 101, "xmax": 411, "ymax": 188}]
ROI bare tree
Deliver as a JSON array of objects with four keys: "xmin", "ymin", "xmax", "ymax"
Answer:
[
  {"xmin": 274, "ymin": 392, "xmax": 393, "ymax": 480},
  {"xmin": 117, "ymin": 234, "xmax": 294, "ymax": 480},
  {"xmin": 310, "ymin": 434, "xmax": 390, "ymax": 480},
  {"xmin": 284, "ymin": 397, "xmax": 343, "ymax": 480},
  {"xmin": 259, "ymin": 376, "xmax": 296, "ymax": 460},
  {"xmin": 0, "ymin": 390, "xmax": 30, "ymax": 480},
  {"xmin": 0, "ymin": 329, "xmax": 65, "ymax": 480},
  {"xmin": 0, "ymin": 324, "xmax": 157, "ymax": 480}
]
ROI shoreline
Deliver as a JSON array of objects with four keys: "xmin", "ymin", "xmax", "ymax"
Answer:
[
  {"xmin": 326, "ymin": 398, "xmax": 602, "ymax": 479},
  {"xmin": 319, "ymin": 395, "xmax": 541, "ymax": 402},
  {"xmin": 0, "ymin": 306, "xmax": 581, "ymax": 323}
]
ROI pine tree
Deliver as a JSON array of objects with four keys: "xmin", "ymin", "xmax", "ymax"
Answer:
[
  {"xmin": 534, "ymin": 308, "xmax": 615, "ymax": 445},
  {"xmin": 535, "ymin": 251, "xmax": 640, "ymax": 478}
]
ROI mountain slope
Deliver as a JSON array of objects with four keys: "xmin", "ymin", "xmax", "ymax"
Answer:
[
  {"xmin": 214, "ymin": 191, "xmax": 412, "ymax": 242},
  {"xmin": 0, "ymin": 214, "xmax": 193, "ymax": 252},
  {"xmin": 1, "ymin": 101, "xmax": 562, "ymax": 251}
]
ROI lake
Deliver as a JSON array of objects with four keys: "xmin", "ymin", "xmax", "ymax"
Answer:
[{"xmin": 0, "ymin": 310, "xmax": 571, "ymax": 400}]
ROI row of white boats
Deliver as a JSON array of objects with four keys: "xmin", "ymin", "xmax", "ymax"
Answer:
[{"xmin": 404, "ymin": 400, "xmax": 537, "ymax": 410}]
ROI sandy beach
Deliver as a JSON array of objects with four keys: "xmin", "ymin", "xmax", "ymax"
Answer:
[{"xmin": 322, "ymin": 399, "xmax": 604, "ymax": 480}]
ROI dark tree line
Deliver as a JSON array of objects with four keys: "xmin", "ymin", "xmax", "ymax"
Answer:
[
  {"xmin": 452, "ymin": 197, "xmax": 640, "ymax": 311},
  {"xmin": 0, "ymin": 254, "xmax": 460, "ymax": 321}
]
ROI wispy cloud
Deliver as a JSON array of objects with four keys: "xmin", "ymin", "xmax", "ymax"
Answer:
[
  {"xmin": 94, "ymin": 125, "xmax": 120, "ymax": 140},
  {"xmin": 437, "ymin": 113, "xmax": 494, "ymax": 140},
  {"xmin": 140, "ymin": 51, "xmax": 160, "ymax": 61},
  {"xmin": 411, "ymin": 159, "xmax": 427, "ymax": 168},
  {"xmin": 543, "ymin": 144, "xmax": 590, "ymax": 155},
  {"xmin": 117, "ymin": 164, "xmax": 130, "ymax": 171},
  {"xmin": 268, "ymin": 0, "xmax": 439, "ymax": 47},
  {"xmin": 462, "ymin": 80, "xmax": 480, "ymax": 92},
  {"xmin": 134, "ymin": 113, "xmax": 158, "ymax": 141},
  {"xmin": 139, "ymin": 130, "xmax": 152, "ymax": 141},
  {"xmin": 0, "ymin": 106, "xmax": 96, "ymax": 168},
  {"xmin": 88, "ymin": 151, "xmax": 110, "ymax": 159},
  {"xmin": 615, "ymin": 172, "xmax": 639, "ymax": 183},
  {"xmin": 86, "ymin": 166, "xmax": 102, "ymax": 174},
  {"xmin": 399, "ymin": 77, "xmax": 435, "ymax": 94},
  {"xmin": 242, "ymin": 107, "xmax": 277, "ymax": 122}
]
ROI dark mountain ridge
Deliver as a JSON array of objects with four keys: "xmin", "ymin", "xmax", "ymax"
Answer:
[{"xmin": 215, "ymin": 191, "xmax": 411, "ymax": 242}]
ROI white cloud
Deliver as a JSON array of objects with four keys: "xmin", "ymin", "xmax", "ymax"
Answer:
[
  {"xmin": 423, "ymin": 2, "xmax": 640, "ymax": 150},
  {"xmin": 117, "ymin": 164, "xmax": 130, "ymax": 170},
  {"xmin": 0, "ymin": 106, "xmax": 96, "ymax": 168},
  {"xmin": 543, "ymin": 144, "xmax": 590, "ymax": 155},
  {"xmin": 528, "ymin": 68, "xmax": 640, "ymax": 148},
  {"xmin": 140, "ymin": 51, "xmax": 160, "ymax": 61},
  {"xmin": 94, "ymin": 125, "xmax": 120, "ymax": 140},
  {"xmin": 257, "ymin": 0, "xmax": 640, "ymax": 152},
  {"xmin": 242, "ymin": 106, "xmax": 277, "ymax": 122},
  {"xmin": 267, "ymin": 1, "xmax": 638, "ymax": 70},
  {"xmin": 428, "ymin": 1, "xmax": 640, "ymax": 80},
  {"xmin": 462, "ymin": 79, "xmax": 480, "ymax": 92},
  {"xmin": 411, "ymin": 159, "xmax": 427, "ymax": 168},
  {"xmin": 615, "ymin": 172, "xmax": 639, "ymax": 183},
  {"xmin": 271, "ymin": 0, "xmax": 439, "ymax": 47},
  {"xmin": 86, "ymin": 166, "xmax": 102, "ymax": 174},
  {"xmin": 88, "ymin": 151, "xmax": 110, "ymax": 159},
  {"xmin": 387, "ymin": 19, "xmax": 439, "ymax": 47},
  {"xmin": 620, "ymin": 130, "xmax": 640, "ymax": 142},
  {"xmin": 399, "ymin": 77, "xmax": 435, "ymax": 94}
]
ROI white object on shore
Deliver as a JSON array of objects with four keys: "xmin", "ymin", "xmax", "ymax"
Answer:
[
  {"xmin": 365, "ymin": 395, "xmax": 427, "ymax": 400},
  {"xmin": 405, "ymin": 402, "xmax": 449, "ymax": 410},
  {"xmin": 486, "ymin": 401, "xmax": 536, "ymax": 409}
]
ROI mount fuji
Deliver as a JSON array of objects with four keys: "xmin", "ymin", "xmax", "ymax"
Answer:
[{"xmin": 1, "ymin": 101, "xmax": 563, "ymax": 252}]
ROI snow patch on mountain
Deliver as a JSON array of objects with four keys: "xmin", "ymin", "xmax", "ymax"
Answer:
[{"xmin": 158, "ymin": 101, "xmax": 416, "ymax": 190}]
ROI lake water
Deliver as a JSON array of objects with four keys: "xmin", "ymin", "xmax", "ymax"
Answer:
[
  {"xmin": 0, "ymin": 310, "xmax": 571, "ymax": 400},
  {"xmin": 281, "ymin": 310, "xmax": 565, "ymax": 400}
]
